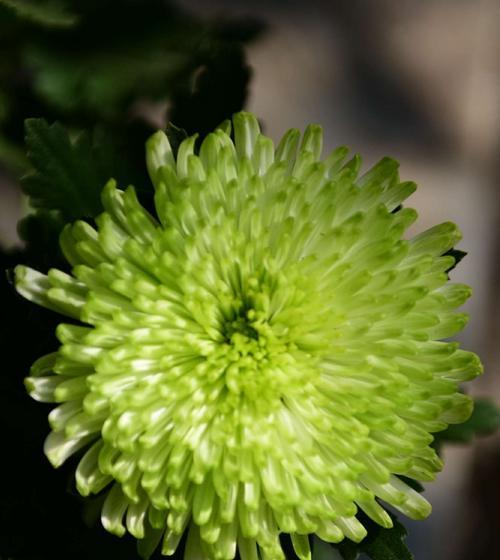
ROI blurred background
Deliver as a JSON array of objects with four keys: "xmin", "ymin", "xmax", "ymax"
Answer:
[{"xmin": 1, "ymin": 0, "xmax": 499, "ymax": 559}]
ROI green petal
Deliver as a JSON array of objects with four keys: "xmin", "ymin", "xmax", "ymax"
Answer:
[
  {"xmin": 233, "ymin": 111, "xmax": 260, "ymax": 160},
  {"xmin": 146, "ymin": 130, "xmax": 175, "ymax": 186}
]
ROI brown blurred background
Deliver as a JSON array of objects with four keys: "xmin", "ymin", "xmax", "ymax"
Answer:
[{"xmin": 1, "ymin": 0, "xmax": 499, "ymax": 558}]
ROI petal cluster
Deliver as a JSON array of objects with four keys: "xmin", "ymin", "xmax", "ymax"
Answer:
[{"xmin": 16, "ymin": 112, "xmax": 481, "ymax": 560}]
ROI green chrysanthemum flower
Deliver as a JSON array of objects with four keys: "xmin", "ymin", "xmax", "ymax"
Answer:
[{"xmin": 15, "ymin": 112, "xmax": 482, "ymax": 560}]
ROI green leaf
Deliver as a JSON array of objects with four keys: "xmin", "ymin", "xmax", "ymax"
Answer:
[
  {"xmin": 23, "ymin": 119, "xmax": 106, "ymax": 221},
  {"xmin": 330, "ymin": 512, "xmax": 413, "ymax": 560},
  {"xmin": 434, "ymin": 398, "xmax": 500, "ymax": 445},
  {"xmin": 0, "ymin": 0, "xmax": 77, "ymax": 27},
  {"xmin": 360, "ymin": 516, "xmax": 412, "ymax": 560},
  {"xmin": 313, "ymin": 536, "xmax": 346, "ymax": 559},
  {"xmin": 334, "ymin": 538, "xmax": 359, "ymax": 560},
  {"xmin": 20, "ymin": 119, "xmax": 156, "ymax": 252}
]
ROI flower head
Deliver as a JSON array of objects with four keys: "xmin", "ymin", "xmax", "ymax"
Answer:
[{"xmin": 16, "ymin": 112, "xmax": 481, "ymax": 560}]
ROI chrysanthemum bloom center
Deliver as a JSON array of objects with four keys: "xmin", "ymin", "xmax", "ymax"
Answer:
[{"xmin": 219, "ymin": 309, "xmax": 309, "ymax": 400}]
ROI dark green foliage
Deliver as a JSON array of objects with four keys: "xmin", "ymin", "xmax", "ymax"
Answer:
[
  {"xmin": 22, "ymin": 118, "xmax": 157, "ymax": 223},
  {"xmin": 23, "ymin": 119, "xmax": 106, "ymax": 220},
  {"xmin": 330, "ymin": 513, "xmax": 413, "ymax": 560},
  {"xmin": 0, "ymin": 0, "xmax": 264, "ymax": 178},
  {"xmin": 0, "ymin": 0, "xmax": 78, "ymax": 27},
  {"xmin": 357, "ymin": 516, "xmax": 412, "ymax": 560}
]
